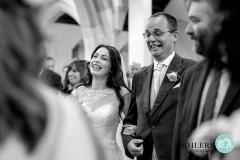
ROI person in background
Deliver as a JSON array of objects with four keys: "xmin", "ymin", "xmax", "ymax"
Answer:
[
  {"xmin": 127, "ymin": 62, "xmax": 141, "ymax": 89},
  {"xmin": 45, "ymin": 56, "xmax": 55, "ymax": 71},
  {"xmin": 61, "ymin": 60, "xmax": 87, "ymax": 94},
  {"xmin": 39, "ymin": 66, "xmax": 62, "ymax": 91},
  {"xmin": 130, "ymin": 62, "xmax": 141, "ymax": 78},
  {"xmin": 0, "ymin": 1, "xmax": 103, "ymax": 160},
  {"xmin": 40, "ymin": 56, "xmax": 62, "ymax": 91}
]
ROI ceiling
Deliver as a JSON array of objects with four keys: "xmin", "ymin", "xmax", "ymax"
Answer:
[{"xmin": 56, "ymin": 0, "xmax": 171, "ymax": 31}]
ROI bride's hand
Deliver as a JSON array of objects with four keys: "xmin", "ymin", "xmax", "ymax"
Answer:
[{"xmin": 123, "ymin": 124, "xmax": 137, "ymax": 137}]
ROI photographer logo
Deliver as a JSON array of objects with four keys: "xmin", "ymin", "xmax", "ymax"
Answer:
[{"xmin": 215, "ymin": 134, "xmax": 234, "ymax": 153}]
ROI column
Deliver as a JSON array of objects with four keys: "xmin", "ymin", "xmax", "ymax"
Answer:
[{"xmin": 129, "ymin": 0, "xmax": 152, "ymax": 68}]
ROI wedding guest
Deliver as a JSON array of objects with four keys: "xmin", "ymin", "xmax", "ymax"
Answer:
[
  {"xmin": 39, "ymin": 67, "xmax": 62, "ymax": 91},
  {"xmin": 121, "ymin": 12, "xmax": 196, "ymax": 160},
  {"xmin": 127, "ymin": 62, "xmax": 141, "ymax": 89},
  {"xmin": 45, "ymin": 56, "xmax": 55, "ymax": 71},
  {"xmin": 0, "ymin": 1, "xmax": 103, "ymax": 160},
  {"xmin": 61, "ymin": 60, "xmax": 87, "ymax": 94},
  {"xmin": 172, "ymin": 0, "xmax": 240, "ymax": 159},
  {"xmin": 130, "ymin": 62, "xmax": 141, "ymax": 78}
]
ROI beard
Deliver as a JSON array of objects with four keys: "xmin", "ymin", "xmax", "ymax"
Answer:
[{"xmin": 192, "ymin": 28, "xmax": 222, "ymax": 64}]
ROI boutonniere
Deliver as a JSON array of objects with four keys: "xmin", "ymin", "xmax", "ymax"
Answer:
[{"xmin": 167, "ymin": 70, "xmax": 180, "ymax": 82}]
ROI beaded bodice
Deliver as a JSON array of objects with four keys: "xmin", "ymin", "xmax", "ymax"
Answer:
[{"xmin": 73, "ymin": 86, "xmax": 128, "ymax": 150}]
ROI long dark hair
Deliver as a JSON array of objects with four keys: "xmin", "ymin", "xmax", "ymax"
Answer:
[
  {"xmin": 0, "ymin": 0, "xmax": 47, "ymax": 152},
  {"xmin": 84, "ymin": 44, "xmax": 131, "ymax": 118},
  {"xmin": 62, "ymin": 60, "xmax": 87, "ymax": 93}
]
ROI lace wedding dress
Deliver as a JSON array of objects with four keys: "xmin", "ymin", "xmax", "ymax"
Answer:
[{"xmin": 72, "ymin": 86, "xmax": 128, "ymax": 160}]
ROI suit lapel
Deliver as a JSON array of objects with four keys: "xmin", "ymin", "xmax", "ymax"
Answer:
[
  {"xmin": 151, "ymin": 54, "xmax": 183, "ymax": 115},
  {"xmin": 219, "ymin": 80, "xmax": 240, "ymax": 115},
  {"xmin": 188, "ymin": 60, "xmax": 211, "ymax": 132},
  {"xmin": 141, "ymin": 64, "xmax": 154, "ymax": 117}
]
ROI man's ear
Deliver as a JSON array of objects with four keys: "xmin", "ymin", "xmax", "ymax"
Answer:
[{"xmin": 172, "ymin": 31, "xmax": 179, "ymax": 42}]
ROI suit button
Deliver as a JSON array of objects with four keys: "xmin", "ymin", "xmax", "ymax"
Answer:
[{"xmin": 152, "ymin": 126, "xmax": 155, "ymax": 129}]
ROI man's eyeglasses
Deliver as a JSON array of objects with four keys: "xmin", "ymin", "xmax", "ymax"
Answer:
[{"xmin": 142, "ymin": 30, "xmax": 176, "ymax": 40}]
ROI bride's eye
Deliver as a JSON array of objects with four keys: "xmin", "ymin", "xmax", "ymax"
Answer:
[{"xmin": 92, "ymin": 54, "xmax": 98, "ymax": 58}]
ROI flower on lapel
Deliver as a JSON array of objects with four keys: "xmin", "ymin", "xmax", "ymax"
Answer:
[{"xmin": 167, "ymin": 71, "xmax": 180, "ymax": 82}]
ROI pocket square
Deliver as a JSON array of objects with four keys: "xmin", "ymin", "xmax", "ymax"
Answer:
[{"xmin": 173, "ymin": 83, "xmax": 181, "ymax": 89}]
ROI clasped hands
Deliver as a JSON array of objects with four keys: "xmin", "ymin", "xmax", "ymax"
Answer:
[{"xmin": 123, "ymin": 125, "xmax": 144, "ymax": 157}]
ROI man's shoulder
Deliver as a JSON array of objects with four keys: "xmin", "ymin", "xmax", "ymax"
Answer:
[
  {"xmin": 184, "ymin": 59, "xmax": 207, "ymax": 75},
  {"xmin": 45, "ymin": 68, "xmax": 61, "ymax": 79},
  {"xmin": 135, "ymin": 64, "xmax": 153, "ymax": 76},
  {"xmin": 182, "ymin": 58, "xmax": 197, "ymax": 69}
]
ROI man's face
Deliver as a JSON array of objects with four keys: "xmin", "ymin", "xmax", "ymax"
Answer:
[
  {"xmin": 45, "ymin": 59, "xmax": 55, "ymax": 71},
  {"xmin": 145, "ymin": 16, "xmax": 177, "ymax": 61},
  {"xmin": 186, "ymin": 1, "xmax": 217, "ymax": 57}
]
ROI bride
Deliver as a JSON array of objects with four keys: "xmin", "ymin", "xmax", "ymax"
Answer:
[{"xmin": 72, "ymin": 44, "xmax": 135, "ymax": 160}]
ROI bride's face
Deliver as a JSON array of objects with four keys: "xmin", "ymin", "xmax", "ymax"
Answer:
[{"xmin": 90, "ymin": 47, "xmax": 111, "ymax": 78}]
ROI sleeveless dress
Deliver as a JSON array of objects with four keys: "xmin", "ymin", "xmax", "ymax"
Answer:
[{"xmin": 72, "ymin": 86, "xmax": 129, "ymax": 160}]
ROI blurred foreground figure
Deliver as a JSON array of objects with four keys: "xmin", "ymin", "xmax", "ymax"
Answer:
[
  {"xmin": 0, "ymin": 0, "xmax": 103, "ymax": 160},
  {"xmin": 172, "ymin": 0, "xmax": 240, "ymax": 159},
  {"xmin": 185, "ymin": 0, "xmax": 240, "ymax": 159}
]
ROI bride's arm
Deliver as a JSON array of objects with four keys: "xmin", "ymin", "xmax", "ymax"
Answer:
[{"xmin": 122, "ymin": 93, "xmax": 131, "ymax": 115}]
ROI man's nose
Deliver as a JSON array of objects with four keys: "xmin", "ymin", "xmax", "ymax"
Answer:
[
  {"xmin": 185, "ymin": 22, "xmax": 193, "ymax": 35},
  {"xmin": 149, "ymin": 34, "xmax": 156, "ymax": 41}
]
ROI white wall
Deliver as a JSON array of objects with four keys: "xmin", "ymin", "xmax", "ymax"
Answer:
[
  {"xmin": 165, "ymin": 0, "xmax": 203, "ymax": 61},
  {"xmin": 45, "ymin": 23, "xmax": 83, "ymax": 78}
]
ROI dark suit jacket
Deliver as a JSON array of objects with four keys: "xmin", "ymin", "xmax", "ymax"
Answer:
[
  {"xmin": 40, "ymin": 68, "xmax": 62, "ymax": 91},
  {"xmin": 172, "ymin": 59, "xmax": 240, "ymax": 160},
  {"xmin": 122, "ymin": 54, "xmax": 196, "ymax": 160}
]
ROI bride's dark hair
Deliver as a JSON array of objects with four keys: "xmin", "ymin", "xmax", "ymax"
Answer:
[
  {"xmin": 0, "ymin": 0, "xmax": 47, "ymax": 152},
  {"xmin": 84, "ymin": 44, "xmax": 131, "ymax": 118}
]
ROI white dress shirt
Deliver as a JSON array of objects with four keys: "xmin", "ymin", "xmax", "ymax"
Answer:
[{"xmin": 150, "ymin": 52, "xmax": 175, "ymax": 160}]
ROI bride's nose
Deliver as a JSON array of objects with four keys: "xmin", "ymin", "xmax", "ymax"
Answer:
[{"xmin": 92, "ymin": 58, "xmax": 100, "ymax": 63}]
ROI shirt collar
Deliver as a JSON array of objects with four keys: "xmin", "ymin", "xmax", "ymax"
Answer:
[{"xmin": 153, "ymin": 52, "xmax": 175, "ymax": 70}]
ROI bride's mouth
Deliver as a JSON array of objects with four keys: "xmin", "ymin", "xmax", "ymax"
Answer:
[{"xmin": 92, "ymin": 64, "xmax": 102, "ymax": 70}]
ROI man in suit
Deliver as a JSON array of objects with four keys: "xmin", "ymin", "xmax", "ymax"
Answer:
[
  {"xmin": 121, "ymin": 12, "xmax": 196, "ymax": 160},
  {"xmin": 40, "ymin": 67, "xmax": 62, "ymax": 91},
  {"xmin": 172, "ymin": 0, "xmax": 240, "ymax": 160}
]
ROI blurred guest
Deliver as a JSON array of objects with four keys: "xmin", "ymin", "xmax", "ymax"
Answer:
[
  {"xmin": 39, "ymin": 67, "xmax": 62, "ymax": 91},
  {"xmin": 61, "ymin": 60, "xmax": 87, "ymax": 94},
  {"xmin": 0, "ymin": 1, "xmax": 103, "ymax": 160},
  {"xmin": 40, "ymin": 56, "xmax": 62, "ymax": 91},
  {"xmin": 127, "ymin": 62, "xmax": 141, "ymax": 89},
  {"xmin": 45, "ymin": 56, "xmax": 55, "ymax": 71},
  {"xmin": 172, "ymin": 0, "xmax": 240, "ymax": 160},
  {"xmin": 188, "ymin": 110, "xmax": 240, "ymax": 160},
  {"xmin": 130, "ymin": 62, "xmax": 141, "ymax": 78}
]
